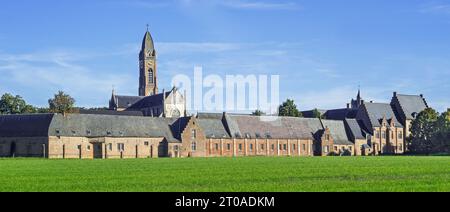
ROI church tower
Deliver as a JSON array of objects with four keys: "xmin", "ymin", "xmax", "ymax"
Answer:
[{"xmin": 139, "ymin": 28, "xmax": 158, "ymax": 96}]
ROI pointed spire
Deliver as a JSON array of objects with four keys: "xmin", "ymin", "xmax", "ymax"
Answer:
[{"xmin": 141, "ymin": 26, "xmax": 155, "ymax": 52}]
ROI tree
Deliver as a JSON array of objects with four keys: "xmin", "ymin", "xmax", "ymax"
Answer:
[
  {"xmin": 252, "ymin": 110, "xmax": 266, "ymax": 116},
  {"xmin": 48, "ymin": 91, "xmax": 76, "ymax": 114},
  {"xmin": 434, "ymin": 109, "xmax": 450, "ymax": 153},
  {"xmin": 0, "ymin": 93, "xmax": 36, "ymax": 114},
  {"xmin": 409, "ymin": 108, "xmax": 439, "ymax": 154},
  {"xmin": 278, "ymin": 99, "xmax": 302, "ymax": 117},
  {"xmin": 312, "ymin": 108, "xmax": 323, "ymax": 119}
]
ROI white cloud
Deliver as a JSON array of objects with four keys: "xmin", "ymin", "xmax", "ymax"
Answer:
[
  {"xmin": 419, "ymin": 4, "xmax": 450, "ymax": 14},
  {"xmin": 122, "ymin": 0, "xmax": 300, "ymax": 10},
  {"xmin": 0, "ymin": 50, "xmax": 135, "ymax": 107},
  {"xmin": 156, "ymin": 42, "xmax": 242, "ymax": 54},
  {"xmin": 219, "ymin": 0, "xmax": 300, "ymax": 10}
]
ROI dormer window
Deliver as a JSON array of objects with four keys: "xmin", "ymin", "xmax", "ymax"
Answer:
[{"xmin": 245, "ymin": 133, "xmax": 251, "ymax": 139}]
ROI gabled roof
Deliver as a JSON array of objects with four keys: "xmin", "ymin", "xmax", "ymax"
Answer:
[
  {"xmin": 48, "ymin": 114, "xmax": 174, "ymax": 139},
  {"xmin": 364, "ymin": 102, "xmax": 402, "ymax": 128},
  {"xmin": 224, "ymin": 115, "xmax": 323, "ymax": 140},
  {"xmin": 394, "ymin": 94, "xmax": 428, "ymax": 120},
  {"xmin": 169, "ymin": 117, "xmax": 191, "ymax": 141},
  {"xmin": 325, "ymin": 108, "xmax": 358, "ymax": 120},
  {"xmin": 0, "ymin": 113, "xmax": 180, "ymax": 142},
  {"xmin": 112, "ymin": 95, "xmax": 145, "ymax": 109},
  {"xmin": 344, "ymin": 119, "xmax": 366, "ymax": 140},
  {"xmin": 0, "ymin": 114, "xmax": 55, "ymax": 137},
  {"xmin": 196, "ymin": 113, "xmax": 230, "ymax": 139},
  {"xmin": 321, "ymin": 120, "xmax": 354, "ymax": 145},
  {"xmin": 79, "ymin": 109, "xmax": 143, "ymax": 116},
  {"xmin": 127, "ymin": 91, "xmax": 172, "ymax": 110}
]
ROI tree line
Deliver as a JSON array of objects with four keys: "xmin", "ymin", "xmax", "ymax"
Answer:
[{"xmin": 0, "ymin": 91, "xmax": 81, "ymax": 115}]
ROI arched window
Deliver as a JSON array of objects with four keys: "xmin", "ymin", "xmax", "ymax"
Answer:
[{"xmin": 148, "ymin": 69, "xmax": 154, "ymax": 84}]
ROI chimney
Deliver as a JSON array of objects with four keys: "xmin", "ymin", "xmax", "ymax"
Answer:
[
  {"xmin": 420, "ymin": 94, "xmax": 424, "ymax": 98},
  {"xmin": 370, "ymin": 101, "xmax": 374, "ymax": 103},
  {"xmin": 347, "ymin": 103, "xmax": 351, "ymax": 109},
  {"xmin": 393, "ymin": 92, "xmax": 397, "ymax": 97}
]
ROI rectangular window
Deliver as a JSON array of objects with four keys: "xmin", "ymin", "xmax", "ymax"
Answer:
[
  {"xmin": 117, "ymin": 143, "xmax": 125, "ymax": 151},
  {"xmin": 215, "ymin": 144, "xmax": 219, "ymax": 150},
  {"xmin": 283, "ymin": 144, "xmax": 287, "ymax": 150},
  {"xmin": 398, "ymin": 132, "xmax": 403, "ymax": 139},
  {"xmin": 261, "ymin": 144, "xmax": 265, "ymax": 150},
  {"xmin": 108, "ymin": 143, "xmax": 112, "ymax": 151},
  {"xmin": 324, "ymin": 146, "xmax": 329, "ymax": 153},
  {"xmin": 399, "ymin": 144, "xmax": 403, "ymax": 151},
  {"xmin": 292, "ymin": 144, "xmax": 296, "ymax": 151},
  {"xmin": 250, "ymin": 144, "xmax": 253, "ymax": 151},
  {"xmin": 192, "ymin": 130, "xmax": 197, "ymax": 139},
  {"xmin": 144, "ymin": 142, "xmax": 149, "ymax": 146},
  {"xmin": 302, "ymin": 144, "xmax": 306, "ymax": 151},
  {"xmin": 86, "ymin": 145, "xmax": 91, "ymax": 151},
  {"xmin": 349, "ymin": 146, "xmax": 353, "ymax": 151},
  {"xmin": 376, "ymin": 131, "xmax": 380, "ymax": 139},
  {"xmin": 382, "ymin": 132, "xmax": 386, "ymax": 139},
  {"xmin": 335, "ymin": 146, "xmax": 338, "ymax": 151},
  {"xmin": 238, "ymin": 144, "xmax": 243, "ymax": 151},
  {"xmin": 227, "ymin": 144, "xmax": 231, "ymax": 150},
  {"xmin": 271, "ymin": 144, "xmax": 275, "ymax": 151}
]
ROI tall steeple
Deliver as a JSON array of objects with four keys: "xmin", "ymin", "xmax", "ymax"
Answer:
[{"xmin": 139, "ymin": 26, "xmax": 158, "ymax": 96}]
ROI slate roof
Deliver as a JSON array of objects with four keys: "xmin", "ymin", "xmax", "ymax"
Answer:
[
  {"xmin": 196, "ymin": 113, "xmax": 230, "ymax": 139},
  {"xmin": 48, "ymin": 114, "xmax": 175, "ymax": 140},
  {"xmin": 364, "ymin": 102, "xmax": 403, "ymax": 128},
  {"xmin": 321, "ymin": 120, "xmax": 354, "ymax": 145},
  {"xmin": 169, "ymin": 117, "xmax": 191, "ymax": 140},
  {"xmin": 325, "ymin": 108, "xmax": 358, "ymax": 120},
  {"xmin": 301, "ymin": 109, "xmax": 328, "ymax": 118},
  {"xmin": 0, "ymin": 114, "xmax": 55, "ymax": 137},
  {"xmin": 79, "ymin": 109, "xmax": 143, "ymax": 116},
  {"xmin": 112, "ymin": 95, "xmax": 145, "ymax": 109},
  {"xmin": 142, "ymin": 31, "xmax": 155, "ymax": 52},
  {"xmin": 0, "ymin": 114, "xmax": 179, "ymax": 142},
  {"xmin": 127, "ymin": 91, "xmax": 171, "ymax": 110},
  {"xmin": 344, "ymin": 119, "xmax": 366, "ymax": 140},
  {"xmin": 224, "ymin": 115, "xmax": 323, "ymax": 140},
  {"xmin": 394, "ymin": 94, "xmax": 428, "ymax": 120}
]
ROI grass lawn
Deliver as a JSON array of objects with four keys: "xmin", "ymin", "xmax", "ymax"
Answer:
[{"xmin": 0, "ymin": 156, "xmax": 449, "ymax": 192}]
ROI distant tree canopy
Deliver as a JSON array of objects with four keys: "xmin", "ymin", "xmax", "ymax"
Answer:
[
  {"xmin": 252, "ymin": 110, "xmax": 266, "ymax": 116},
  {"xmin": 408, "ymin": 108, "xmax": 450, "ymax": 154},
  {"xmin": 312, "ymin": 108, "xmax": 323, "ymax": 119},
  {"xmin": 48, "ymin": 91, "xmax": 77, "ymax": 114},
  {"xmin": 0, "ymin": 93, "xmax": 36, "ymax": 114},
  {"xmin": 278, "ymin": 99, "xmax": 302, "ymax": 117}
]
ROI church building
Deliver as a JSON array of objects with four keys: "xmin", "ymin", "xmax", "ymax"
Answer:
[{"xmin": 109, "ymin": 29, "xmax": 186, "ymax": 118}]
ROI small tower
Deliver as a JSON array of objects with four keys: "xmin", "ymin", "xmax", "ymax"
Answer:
[
  {"xmin": 139, "ymin": 26, "xmax": 158, "ymax": 96},
  {"xmin": 350, "ymin": 87, "xmax": 363, "ymax": 109}
]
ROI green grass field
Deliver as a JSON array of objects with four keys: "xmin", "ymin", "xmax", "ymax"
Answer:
[{"xmin": 0, "ymin": 157, "xmax": 449, "ymax": 192}]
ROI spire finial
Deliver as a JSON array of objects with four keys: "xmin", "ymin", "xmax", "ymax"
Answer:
[
  {"xmin": 146, "ymin": 24, "xmax": 149, "ymax": 32},
  {"xmin": 112, "ymin": 85, "xmax": 116, "ymax": 95}
]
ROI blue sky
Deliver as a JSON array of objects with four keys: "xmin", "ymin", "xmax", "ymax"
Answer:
[{"xmin": 0, "ymin": 0, "xmax": 449, "ymax": 112}]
